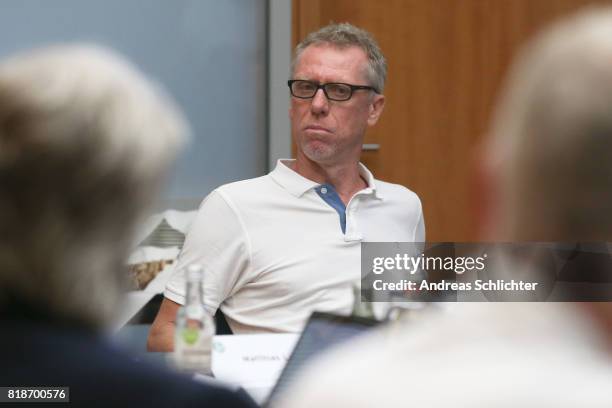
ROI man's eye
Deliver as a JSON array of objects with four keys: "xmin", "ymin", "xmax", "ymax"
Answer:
[
  {"xmin": 297, "ymin": 82, "xmax": 316, "ymax": 91},
  {"xmin": 328, "ymin": 85, "xmax": 350, "ymax": 96}
]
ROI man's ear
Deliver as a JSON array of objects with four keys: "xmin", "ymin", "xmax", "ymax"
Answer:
[{"xmin": 367, "ymin": 94, "xmax": 385, "ymax": 126}]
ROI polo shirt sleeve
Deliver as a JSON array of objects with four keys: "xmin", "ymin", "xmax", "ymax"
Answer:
[
  {"xmin": 164, "ymin": 190, "xmax": 251, "ymax": 314},
  {"xmin": 413, "ymin": 199, "xmax": 426, "ymax": 242}
]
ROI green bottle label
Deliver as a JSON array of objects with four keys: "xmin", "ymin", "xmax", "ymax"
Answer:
[{"xmin": 182, "ymin": 328, "xmax": 199, "ymax": 345}]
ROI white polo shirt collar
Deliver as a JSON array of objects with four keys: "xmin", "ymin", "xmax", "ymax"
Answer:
[{"xmin": 270, "ymin": 159, "xmax": 384, "ymax": 200}]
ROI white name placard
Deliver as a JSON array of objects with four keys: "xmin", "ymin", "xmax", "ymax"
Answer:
[{"xmin": 211, "ymin": 333, "xmax": 299, "ymax": 403}]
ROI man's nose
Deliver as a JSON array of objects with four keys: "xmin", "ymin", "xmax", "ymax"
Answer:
[{"xmin": 310, "ymin": 88, "xmax": 329, "ymax": 116}]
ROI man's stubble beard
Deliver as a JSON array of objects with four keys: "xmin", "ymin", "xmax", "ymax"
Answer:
[{"xmin": 301, "ymin": 139, "xmax": 337, "ymax": 163}]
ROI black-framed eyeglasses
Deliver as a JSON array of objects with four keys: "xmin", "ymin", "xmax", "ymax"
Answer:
[{"xmin": 288, "ymin": 80, "xmax": 379, "ymax": 101}]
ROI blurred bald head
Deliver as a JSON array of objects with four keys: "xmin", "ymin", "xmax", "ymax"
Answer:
[
  {"xmin": 0, "ymin": 45, "xmax": 187, "ymax": 328},
  {"xmin": 488, "ymin": 8, "xmax": 612, "ymax": 241}
]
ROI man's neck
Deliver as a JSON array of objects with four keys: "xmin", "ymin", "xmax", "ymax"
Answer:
[{"xmin": 290, "ymin": 156, "xmax": 367, "ymax": 205}]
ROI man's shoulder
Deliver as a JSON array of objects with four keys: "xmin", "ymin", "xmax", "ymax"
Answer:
[
  {"xmin": 374, "ymin": 179, "xmax": 421, "ymax": 205},
  {"xmin": 213, "ymin": 174, "xmax": 277, "ymax": 201},
  {"xmin": 279, "ymin": 304, "xmax": 610, "ymax": 407},
  {"xmin": 1, "ymin": 323, "xmax": 256, "ymax": 407}
]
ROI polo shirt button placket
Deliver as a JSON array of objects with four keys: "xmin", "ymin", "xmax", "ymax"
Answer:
[{"xmin": 344, "ymin": 202, "xmax": 363, "ymax": 242}]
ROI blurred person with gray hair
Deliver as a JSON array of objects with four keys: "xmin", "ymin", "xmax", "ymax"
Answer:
[
  {"xmin": 276, "ymin": 8, "xmax": 612, "ymax": 407},
  {"xmin": 149, "ymin": 23, "xmax": 424, "ymax": 350},
  {"xmin": 0, "ymin": 44, "xmax": 255, "ymax": 407}
]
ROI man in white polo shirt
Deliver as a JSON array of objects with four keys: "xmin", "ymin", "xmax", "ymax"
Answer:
[{"xmin": 148, "ymin": 23, "xmax": 424, "ymax": 351}]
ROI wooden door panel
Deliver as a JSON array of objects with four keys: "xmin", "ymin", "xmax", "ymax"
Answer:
[{"xmin": 292, "ymin": 0, "xmax": 602, "ymax": 240}]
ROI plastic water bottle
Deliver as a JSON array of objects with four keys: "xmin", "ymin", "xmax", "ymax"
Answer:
[
  {"xmin": 352, "ymin": 282, "xmax": 375, "ymax": 319},
  {"xmin": 174, "ymin": 264, "xmax": 215, "ymax": 374}
]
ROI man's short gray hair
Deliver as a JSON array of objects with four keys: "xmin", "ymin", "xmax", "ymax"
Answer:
[
  {"xmin": 292, "ymin": 23, "xmax": 387, "ymax": 93},
  {"xmin": 0, "ymin": 45, "xmax": 187, "ymax": 328},
  {"xmin": 489, "ymin": 7, "xmax": 612, "ymax": 240}
]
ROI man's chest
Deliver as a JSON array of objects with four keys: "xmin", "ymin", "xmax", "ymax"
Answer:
[{"xmin": 239, "ymin": 206, "xmax": 414, "ymax": 295}]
